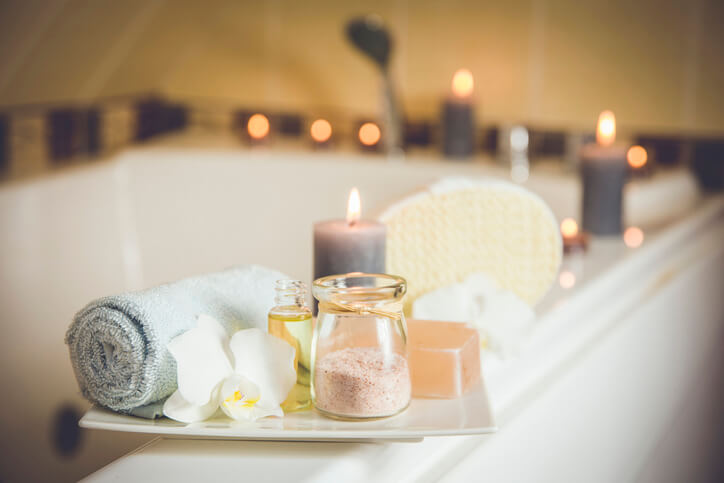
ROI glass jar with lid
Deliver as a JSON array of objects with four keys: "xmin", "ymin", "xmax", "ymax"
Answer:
[{"xmin": 311, "ymin": 272, "xmax": 410, "ymax": 420}]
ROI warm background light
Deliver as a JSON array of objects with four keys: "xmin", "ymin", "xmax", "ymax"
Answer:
[
  {"xmin": 452, "ymin": 68, "xmax": 474, "ymax": 98},
  {"xmin": 358, "ymin": 122, "xmax": 381, "ymax": 146},
  {"xmin": 346, "ymin": 187, "xmax": 361, "ymax": 225},
  {"xmin": 247, "ymin": 113, "xmax": 270, "ymax": 140},
  {"xmin": 559, "ymin": 271, "xmax": 576, "ymax": 289},
  {"xmin": 560, "ymin": 218, "xmax": 579, "ymax": 238},
  {"xmin": 596, "ymin": 110, "xmax": 616, "ymax": 146},
  {"xmin": 2, "ymin": 3, "xmax": 724, "ymax": 137},
  {"xmin": 627, "ymin": 145, "xmax": 648, "ymax": 168},
  {"xmin": 310, "ymin": 119, "xmax": 332, "ymax": 143},
  {"xmin": 623, "ymin": 226, "xmax": 644, "ymax": 248}
]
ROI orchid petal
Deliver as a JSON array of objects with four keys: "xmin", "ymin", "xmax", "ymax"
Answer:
[
  {"xmin": 228, "ymin": 328, "xmax": 296, "ymax": 408},
  {"xmin": 197, "ymin": 314, "xmax": 231, "ymax": 344},
  {"xmin": 163, "ymin": 388, "xmax": 220, "ymax": 423},
  {"xmin": 471, "ymin": 288, "xmax": 535, "ymax": 357},
  {"xmin": 412, "ymin": 281, "xmax": 476, "ymax": 322},
  {"xmin": 413, "ymin": 272, "xmax": 536, "ymax": 357},
  {"xmin": 248, "ymin": 403, "xmax": 284, "ymax": 421},
  {"xmin": 218, "ymin": 373, "xmax": 282, "ymax": 421},
  {"xmin": 167, "ymin": 315, "xmax": 234, "ymax": 406}
]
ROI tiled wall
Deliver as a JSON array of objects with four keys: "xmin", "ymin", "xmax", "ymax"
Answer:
[
  {"xmin": 9, "ymin": 113, "xmax": 48, "ymax": 179},
  {"xmin": 0, "ymin": 93, "xmax": 721, "ymax": 187},
  {"xmin": 0, "ymin": 115, "xmax": 8, "ymax": 175},
  {"xmin": 0, "ymin": 96, "xmax": 186, "ymax": 182}
]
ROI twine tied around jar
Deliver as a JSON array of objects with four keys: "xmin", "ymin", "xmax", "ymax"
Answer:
[{"xmin": 318, "ymin": 301, "xmax": 403, "ymax": 321}]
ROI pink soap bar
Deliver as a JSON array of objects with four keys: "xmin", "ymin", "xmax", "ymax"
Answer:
[{"xmin": 407, "ymin": 319, "xmax": 481, "ymax": 398}]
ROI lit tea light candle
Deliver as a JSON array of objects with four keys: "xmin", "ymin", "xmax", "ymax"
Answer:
[
  {"xmin": 627, "ymin": 144, "xmax": 650, "ymax": 178},
  {"xmin": 627, "ymin": 145, "xmax": 647, "ymax": 169},
  {"xmin": 560, "ymin": 217, "xmax": 589, "ymax": 253},
  {"xmin": 580, "ymin": 110, "xmax": 628, "ymax": 235},
  {"xmin": 623, "ymin": 226, "xmax": 644, "ymax": 248},
  {"xmin": 442, "ymin": 68, "xmax": 475, "ymax": 158},
  {"xmin": 559, "ymin": 270, "xmax": 576, "ymax": 289},
  {"xmin": 247, "ymin": 113, "xmax": 270, "ymax": 143},
  {"xmin": 358, "ymin": 122, "xmax": 381, "ymax": 149},
  {"xmin": 310, "ymin": 118, "xmax": 332, "ymax": 147},
  {"xmin": 313, "ymin": 188, "xmax": 386, "ymax": 309}
]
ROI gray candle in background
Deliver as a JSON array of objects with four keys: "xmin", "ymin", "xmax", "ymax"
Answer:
[
  {"xmin": 313, "ymin": 220, "xmax": 386, "ymax": 278},
  {"xmin": 580, "ymin": 111, "xmax": 628, "ymax": 236},
  {"xmin": 442, "ymin": 100, "xmax": 474, "ymax": 158},
  {"xmin": 442, "ymin": 69, "xmax": 475, "ymax": 159},
  {"xmin": 313, "ymin": 188, "xmax": 386, "ymax": 310},
  {"xmin": 580, "ymin": 144, "xmax": 627, "ymax": 235}
]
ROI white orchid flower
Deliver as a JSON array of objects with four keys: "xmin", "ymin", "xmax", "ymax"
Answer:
[
  {"xmin": 163, "ymin": 314, "xmax": 296, "ymax": 423},
  {"xmin": 412, "ymin": 272, "xmax": 535, "ymax": 358}
]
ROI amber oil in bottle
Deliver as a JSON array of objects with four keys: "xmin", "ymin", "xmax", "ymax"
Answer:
[{"xmin": 268, "ymin": 280, "xmax": 313, "ymax": 412}]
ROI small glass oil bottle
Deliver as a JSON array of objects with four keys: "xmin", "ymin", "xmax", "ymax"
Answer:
[{"xmin": 268, "ymin": 280, "xmax": 313, "ymax": 412}]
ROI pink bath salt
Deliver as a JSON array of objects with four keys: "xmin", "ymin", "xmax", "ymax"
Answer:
[{"xmin": 314, "ymin": 347, "xmax": 411, "ymax": 418}]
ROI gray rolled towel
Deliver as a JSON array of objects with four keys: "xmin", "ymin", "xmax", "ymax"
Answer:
[{"xmin": 65, "ymin": 265, "xmax": 287, "ymax": 418}]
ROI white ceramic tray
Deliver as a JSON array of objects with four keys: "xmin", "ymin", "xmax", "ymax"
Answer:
[{"xmin": 80, "ymin": 384, "xmax": 496, "ymax": 442}]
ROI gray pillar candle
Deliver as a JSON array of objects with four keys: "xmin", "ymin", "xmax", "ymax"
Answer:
[
  {"xmin": 442, "ymin": 100, "xmax": 474, "ymax": 158},
  {"xmin": 442, "ymin": 69, "xmax": 476, "ymax": 159},
  {"xmin": 313, "ymin": 220, "xmax": 386, "ymax": 277},
  {"xmin": 313, "ymin": 189, "xmax": 386, "ymax": 308},
  {"xmin": 580, "ymin": 111, "xmax": 628, "ymax": 236}
]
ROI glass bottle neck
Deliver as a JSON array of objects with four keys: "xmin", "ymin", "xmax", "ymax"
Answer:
[{"xmin": 274, "ymin": 280, "xmax": 309, "ymax": 308}]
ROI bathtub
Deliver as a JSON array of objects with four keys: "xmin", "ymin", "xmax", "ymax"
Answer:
[{"xmin": 0, "ymin": 140, "xmax": 721, "ymax": 482}]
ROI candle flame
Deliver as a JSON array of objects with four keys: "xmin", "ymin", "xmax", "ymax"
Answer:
[
  {"xmin": 596, "ymin": 110, "xmax": 616, "ymax": 146},
  {"xmin": 452, "ymin": 69, "xmax": 474, "ymax": 98},
  {"xmin": 347, "ymin": 187, "xmax": 361, "ymax": 225},
  {"xmin": 560, "ymin": 218, "xmax": 579, "ymax": 238}
]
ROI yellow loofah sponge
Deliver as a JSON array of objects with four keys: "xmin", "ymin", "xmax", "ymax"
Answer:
[{"xmin": 379, "ymin": 177, "xmax": 562, "ymax": 314}]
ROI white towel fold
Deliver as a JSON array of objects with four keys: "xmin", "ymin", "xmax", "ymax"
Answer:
[{"xmin": 65, "ymin": 265, "xmax": 286, "ymax": 417}]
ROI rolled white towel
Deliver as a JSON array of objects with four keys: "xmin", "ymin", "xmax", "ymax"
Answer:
[{"xmin": 65, "ymin": 265, "xmax": 286, "ymax": 417}]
